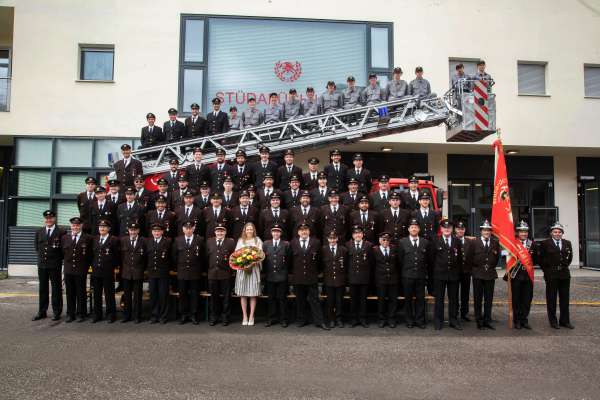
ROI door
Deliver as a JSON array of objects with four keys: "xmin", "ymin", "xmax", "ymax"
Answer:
[
  {"xmin": 580, "ymin": 180, "xmax": 600, "ymax": 269},
  {"xmin": 449, "ymin": 180, "xmax": 492, "ymax": 235},
  {"xmin": 0, "ymin": 146, "xmax": 12, "ymax": 269}
]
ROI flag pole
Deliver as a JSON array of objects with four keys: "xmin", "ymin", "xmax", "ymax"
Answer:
[{"xmin": 496, "ymin": 128, "xmax": 513, "ymax": 328}]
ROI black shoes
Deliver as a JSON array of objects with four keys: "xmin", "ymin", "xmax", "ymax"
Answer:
[
  {"xmin": 208, "ymin": 320, "xmax": 217, "ymax": 326},
  {"xmin": 360, "ymin": 320, "xmax": 369, "ymax": 328},
  {"xmin": 514, "ymin": 321, "xmax": 522, "ymax": 330},
  {"xmin": 222, "ymin": 320, "xmax": 229, "ymax": 326},
  {"xmin": 378, "ymin": 321, "xmax": 386, "ymax": 328},
  {"xmin": 192, "ymin": 317, "xmax": 200, "ymax": 325},
  {"xmin": 560, "ymin": 322, "xmax": 574, "ymax": 329},
  {"xmin": 121, "ymin": 318, "xmax": 131, "ymax": 324},
  {"xmin": 150, "ymin": 318, "xmax": 159, "ymax": 324},
  {"xmin": 108, "ymin": 315, "xmax": 117, "ymax": 323},
  {"xmin": 319, "ymin": 323, "xmax": 330, "ymax": 331},
  {"xmin": 406, "ymin": 322, "xmax": 414, "ymax": 329},
  {"xmin": 92, "ymin": 317, "xmax": 101, "ymax": 323},
  {"xmin": 329, "ymin": 321, "xmax": 335, "ymax": 329},
  {"xmin": 281, "ymin": 321, "xmax": 288, "ymax": 328},
  {"xmin": 77, "ymin": 317, "xmax": 86, "ymax": 323},
  {"xmin": 179, "ymin": 317, "xmax": 188, "ymax": 325},
  {"xmin": 550, "ymin": 322, "xmax": 560, "ymax": 329},
  {"xmin": 160, "ymin": 318, "xmax": 168, "ymax": 324},
  {"xmin": 449, "ymin": 323, "xmax": 463, "ymax": 331},
  {"xmin": 65, "ymin": 316, "xmax": 74, "ymax": 323},
  {"xmin": 296, "ymin": 321, "xmax": 308, "ymax": 328},
  {"xmin": 32, "ymin": 313, "xmax": 47, "ymax": 321},
  {"xmin": 461, "ymin": 315, "xmax": 471, "ymax": 322},
  {"xmin": 521, "ymin": 322, "xmax": 532, "ymax": 330},
  {"xmin": 264, "ymin": 320, "xmax": 274, "ymax": 327},
  {"xmin": 483, "ymin": 322, "xmax": 495, "ymax": 330},
  {"xmin": 336, "ymin": 320, "xmax": 344, "ymax": 328},
  {"xmin": 51, "ymin": 315, "xmax": 61, "ymax": 321},
  {"xmin": 134, "ymin": 319, "xmax": 143, "ymax": 324}
]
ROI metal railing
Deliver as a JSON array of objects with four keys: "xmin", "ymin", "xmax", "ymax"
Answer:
[{"xmin": 0, "ymin": 77, "xmax": 10, "ymax": 112}]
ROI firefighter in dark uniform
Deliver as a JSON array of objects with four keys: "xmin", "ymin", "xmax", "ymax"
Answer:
[
  {"xmin": 340, "ymin": 177, "xmax": 362, "ymax": 210},
  {"xmin": 113, "ymin": 143, "xmax": 143, "ymax": 188},
  {"xmin": 369, "ymin": 175, "xmax": 391, "ymax": 212},
  {"xmin": 120, "ymin": 221, "xmax": 146, "ymax": 323},
  {"xmin": 257, "ymin": 172, "xmax": 280, "ymax": 210},
  {"xmin": 77, "ymin": 176, "xmax": 96, "ymax": 234},
  {"xmin": 145, "ymin": 223, "xmax": 172, "ymax": 324},
  {"xmin": 320, "ymin": 190, "xmax": 348, "ymax": 242},
  {"xmin": 380, "ymin": 192, "xmax": 411, "ymax": 245},
  {"xmin": 282, "ymin": 174, "xmax": 302, "ymax": 209},
  {"xmin": 163, "ymin": 108, "xmax": 186, "ymax": 142},
  {"xmin": 538, "ymin": 222, "xmax": 574, "ymax": 329},
  {"xmin": 194, "ymin": 181, "xmax": 212, "ymax": 211},
  {"xmin": 505, "ymin": 220, "xmax": 535, "ymax": 329},
  {"xmin": 116, "ymin": 186, "xmax": 144, "ymax": 236},
  {"xmin": 373, "ymin": 232, "xmax": 400, "ymax": 328},
  {"xmin": 220, "ymin": 176, "xmax": 239, "ymax": 210},
  {"xmin": 107, "ymin": 179, "xmax": 125, "ymax": 208},
  {"xmin": 346, "ymin": 225, "xmax": 374, "ymax": 327},
  {"xmin": 321, "ymin": 230, "xmax": 348, "ymax": 328},
  {"xmin": 202, "ymin": 193, "xmax": 232, "ymax": 238},
  {"xmin": 172, "ymin": 221, "xmax": 205, "ymax": 325},
  {"xmin": 467, "ymin": 220, "xmax": 501, "ymax": 330},
  {"xmin": 324, "ymin": 149, "xmax": 348, "ymax": 191},
  {"xmin": 349, "ymin": 196, "xmax": 380, "ymax": 243},
  {"xmin": 230, "ymin": 149, "xmax": 254, "ymax": 191},
  {"xmin": 206, "ymin": 224, "xmax": 236, "ymax": 325},
  {"xmin": 205, "ymin": 98, "xmax": 230, "ymax": 135},
  {"xmin": 185, "ymin": 103, "xmax": 206, "ymax": 138},
  {"xmin": 252, "ymin": 146, "xmax": 278, "ymax": 189},
  {"xmin": 134, "ymin": 175, "xmax": 152, "ymax": 213},
  {"xmin": 175, "ymin": 191, "xmax": 203, "ymax": 237},
  {"xmin": 347, "ymin": 153, "xmax": 372, "ymax": 194},
  {"xmin": 398, "ymin": 219, "xmax": 429, "ymax": 329},
  {"xmin": 185, "ymin": 147, "xmax": 210, "ymax": 192},
  {"xmin": 171, "ymin": 175, "xmax": 194, "ymax": 210},
  {"xmin": 230, "ymin": 190, "xmax": 259, "ymax": 240},
  {"xmin": 430, "ymin": 219, "xmax": 463, "ymax": 330},
  {"xmin": 209, "ymin": 148, "xmax": 229, "ymax": 193},
  {"xmin": 164, "ymin": 159, "xmax": 182, "ymax": 193},
  {"xmin": 91, "ymin": 219, "xmax": 120, "ymax": 323},
  {"xmin": 309, "ymin": 172, "xmax": 331, "ymax": 208},
  {"xmin": 259, "ymin": 193, "xmax": 290, "ymax": 240},
  {"xmin": 89, "ymin": 186, "xmax": 117, "ymax": 234},
  {"xmin": 454, "ymin": 220, "xmax": 473, "ymax": 321},
  {"xmin": 413, "ymin": 191, "xmax": 440, "ymax": 241},
  {"xmin": 262, "ymin": 224, "xmax": 291, "ymax": 327},
  {"xmin": 140, "ymin": 112, "xmax": 165, "ymax": 148},
  {"xmin": 33, "ymin": 210, "xmax": 65, "ymax": 322},
  {"xmin": 61, "ymin": 216, "xmax": 92, "ymax": 323},
  {"xmin": 302, "ymin": 157, "xmax": 320, "ymax": 191},
  {"xmin": 277, "ymin": 149, "xmax": 303, "ymax": 191},
  {"xmin": 145, "ymin": 195, "xmax": 177, "ymax": 238},
  {"xmin": 401, "ymin": 176, "xmax": 421, "ymax": 211},
  {"xmin": 289, "ymin": 223, "xmax": 329, "ymax": 330},
  {"xmin": 290, "ymin": 190, "xmax": 322, "ymax": 239},
  {"xmin": 151, "ymin": 178, "xmax": 171, "ymax": 211}
]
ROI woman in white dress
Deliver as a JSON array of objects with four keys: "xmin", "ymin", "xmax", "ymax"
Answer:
[{"xmin": 234, "ymin": 222, "xmax": 262, "ymax": 325}]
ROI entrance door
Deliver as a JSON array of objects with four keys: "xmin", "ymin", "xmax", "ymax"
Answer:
[
  {"xmin": 580, "ymin": 180, "xmax": 600, "ymax": 269},
  {"xmin": 0, "ymin": 146, "xmax": 11, "ymax": 269},
  {"xmin": 449, "ymin": 181, "xmax": 492, "ymax": 235}
]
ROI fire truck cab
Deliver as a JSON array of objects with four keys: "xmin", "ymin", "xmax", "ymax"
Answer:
[{"xmin": 370, "ymin": 177, "xmax": 444, "ymax": 212}]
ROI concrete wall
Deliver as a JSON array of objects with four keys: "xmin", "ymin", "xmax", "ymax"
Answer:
[
  {"xmin": 554, "ymin": 153, "xmax": 580, "ymax": 265},
  {"xmin": 0, "ymin": 0, "xmax": 599, "ymax": 149}
]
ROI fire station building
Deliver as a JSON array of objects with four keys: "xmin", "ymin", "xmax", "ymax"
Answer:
[{"xmin": 0, "ymin": 1, "xmax": 599, "ymax": 275}]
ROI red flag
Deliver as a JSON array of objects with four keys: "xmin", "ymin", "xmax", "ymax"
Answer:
[{"xmin": 491, "ymin": 138, "xmax": 534, "ymax": 283}]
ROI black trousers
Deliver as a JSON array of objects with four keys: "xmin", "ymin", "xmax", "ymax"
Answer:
[
  {"xmin": 459, "ymin": 272, "xmax": 471, "ymax": 317},
  {"xmin": 178, "ymin": 279, "xmax": 200, "ymax": 319},
  {"xmin": 64, "ymin": 273, "xmax": 86, "ymax": 318},
  {"xmin": 208, "ymin": 279, "xmax": 231, "ymax": 322},
  {"xmin": 473, "ymin": 278, "xmax": 495, "ymax": 324},
  {"xmin": 38, "ymin": 267, "xmax": 63, "ymax": 316},
  {"xmin": 122, "ymin": 278, "xmax": 143, "ymax": 320},
  {"xmin": 266, "ymin": 281, "xmax": 288, "ymax": 323},
  {"xmin": 376, "ymin": 285, "xmax": 398, "ymax": 322},
  {"xmin": 91, "ymin": 275, "xmax": 116, "ymax": 319},
  {"xmin": 433, "ymin": 279, "xmax": 459, "ymax": 327},
  {"xmin": 403, "ymin": 278, "xmax": 426, "ymax": 325},
  {"xmin": 545, "ymin": 277, "xmax": 570, "ymax": 325},
  {"xmin": 148, "ymin": 277, "xmax": 170, "ymax": 321},
  {"xmin": 511, "ymin": 278, "xmax": 533, "ymax": 324},
  {"xmin": 349, "ymin": 284, "xmax": 368, "ymax": 321},
  {"xmin": 294, "ymin": 284, "xmax": 324, "ymax": 325},
  {"xmin": 325, "ymin": 286, "xmax": 345, "ymax": 322}
]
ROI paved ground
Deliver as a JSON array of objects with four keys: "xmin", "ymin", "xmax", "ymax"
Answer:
[{"xmin": 0, "ymin": 272, "xmax": 599, "ymax": 400}]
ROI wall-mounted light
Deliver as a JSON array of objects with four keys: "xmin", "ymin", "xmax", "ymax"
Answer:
[
  {"xmin": 506, "ymin": 150, "xmax": 519, "ymax": 155},
  {"xmin": 381, "ymin": 147, "xmax": 393, "ymax": 152}
]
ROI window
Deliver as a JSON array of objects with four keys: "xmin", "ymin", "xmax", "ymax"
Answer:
[
  {"xmin": 55, "ymin": 139, "xmax": 93, "ymax": 167},
  {"xmin": 15, "ymin": 138, "xmax": 53, "ymax": 167},
  {"xmin": 0, "ymin": 48, "xmax": 9, "ymax": 112},
  {"xmin": 17, "ymin": 170, "xmax": 51, "ymax": 196},
  {"xmin": 518, "ymin": 61, "xmax": 547, "ymax": 96},
  {"xmin": 16, "ymin": 200, "xmax": 50, "ymax": 226},
  {"xmin": 79, "ymin": 45, "xmax": 114, "ymax": 81},
  {"xmin": 584, "ymin": 64, "xmax": 600, "ymax": 98},
  {"xmin": 448, "ymin": 59, "xmax": 479, "ymax": 86},
  {"xmin": 57, "ymin": 173, "xmax": 88, "ymax": 194},
  {"xmin": 179, "ymin": 16, "xmax": 392, "ymax": 115}
]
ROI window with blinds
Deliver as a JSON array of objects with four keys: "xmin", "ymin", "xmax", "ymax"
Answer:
[
  {"xmin": 518, "ymin": 62, "xmax": 547, "ymax": 95},
  {"xmin": 584, "ymin": 65, "xmax": 600, "ymax": 97}
]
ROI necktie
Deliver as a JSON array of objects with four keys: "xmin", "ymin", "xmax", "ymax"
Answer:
[
  {"xmin": 218, "ymin": 165, "xmax": 222, "ymax": 171},
  {"xmin": 155, "ymin": 239, "xmax": 159, "ymax": 244},
  {"xmin": 413, "ymin": 193, "xmax": 417, "ymax": 201},
  {"xmin": 274, "ymin": 210, "xmax": 279, "ymax": 219},
  {"xmin": 88, "ymin": 193, "xmax": 93, "ymax": 200},
  {"xmin": 293, "ymin": 190, "xmax": 297, "ymax": 198},
  {"xmin": 384, "ymin": 248, "xmax": 388, "ymax": 257},
  {"xmin": 303, "ymin": 208, "xmax": 308, "ymax": 217},
  {"xmin": 351, "ymin": 194, "xmax": 355, "ymax": 201},
  {"xmin": 186, "ymin": 207, "xmax": 190, "ymax": 217},
  {"xmin": 356, "ymin": 169, "xmax": 360, "ymax": 175},
  {"xmin": 393, "ymin": 211, "xmax": 398, "ymax": 221},
  {"xmin": 413, "ymin": 239, "xmax": 418, "ymax": 248},
  {"xmin": 335, "ymin": 165, "xmax": 339, "ymax": 173},
  {"xmin": 382, "ymin": 192, "xmax": 387, "ymax": 201},
  {"xmin": 288, "ymin": 166, "xmax": 292, "ymax": 173},
  {"xmin": 302, "ymin": 239, "xmax": 307, "ymax": 251},
  {"xmin": 73, "ymin": 235, "xmax": 77, "ymax": 244},
  {"xmin": 193, "ymin": 117, "xmax": 196, "ymax": 124},
  {"xmin": 149, "ymin": 126, "xmax": 153, "ymax": 133},
  {"xmin": 321, "ymin": 190, "xmax": 325, "ymax": 198},
  {"xmin": 171, "ymin": 121, "xmax": 174, "ymax": 128},
  {"xmin": 274, "ymin": 241, "xmax": 278, "ymax": 250},
  {"xmin": 187, "ymin": 238, "xmax": 191, "ymax": 246},
  {"xmin": 263, "ymin": 163, "xmax": 267, "ymax": 168},
  {"xmin": 555, "ymin": 240, "xmax": 560, "ymax": 249},
  {"xmin": 424, "ymin": 210, "xmax": 428, "ymax": 218},
  {"xmin": 112, "ymin": 196, "xmax": 117, "ymax": 203},
  {"xmin": 128, "ymin": 204, "xmax": 131, "ymax": 211},
  {"xmin": 196, "ymin": 164, "xmax": 199, "ymax": 171},
  {"xmin": 159, "ymin": 212, "xmax": 163, "ymax": 219},
  {"xmin": 131, "ymin": 239, "xmax": 135, "ymax": 248},
  {"xmin": 239, "ymin": 167, "xmax": 243, "ymax": 174},
  {"xmin": 332, "ymin": 206, "xmax": 337, "ymax": 214},
  {"xmin": 217, "ymin": 240, "xmax": 222, "ymax": 248},
  {"xmin": 485, "ymin": 238, "xmax": 489, "ymax": 249},
  {"xmin": 266, "ymin": 189, "xmax": 271, "ymax": 197},
  {"xmin": 355, "ymin": 242, "xmax": 360, "ymax": 250},
  {"xmin": 362, "ymin": 212, "xmax": 367, "ymax": 224},
  {"xmin": 214, "ymin": 209, "xmax": 218, "ymax": 218},
  {"xmin": 46, "ymin": 228, "xmax": 51, "ymax": 238},
  {"xmin": 445, "ymin": 238, "xmax": 449, "ymax": 247},
  {"xmin": 331, "ymin": 246, "xmax": 335, "ymax": 255},
  {"xmin": 226, "ymin": 195, "xmax": 230, "ymax": 203},
  {"xmin": 312, "ymin": 174, "xmax": 316, "ymax": 180},
  {"xmin": 101, "ymin": 237, "xmax": 105, "ymax": 245}
]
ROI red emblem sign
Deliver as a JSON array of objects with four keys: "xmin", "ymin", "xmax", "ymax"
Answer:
[{"xmin": 274, "ymin": 61, "xmax": 302, "ymax": 82}]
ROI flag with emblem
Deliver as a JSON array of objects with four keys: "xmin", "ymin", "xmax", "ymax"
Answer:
[{"xmin": 491, "ymin": 137, "xmax": 534, "ymax": 283}]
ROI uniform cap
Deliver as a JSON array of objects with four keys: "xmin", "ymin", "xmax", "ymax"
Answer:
[
  {"xmin": 168, "ymin": 108, "xmax": 178, "ymax": 114},
  {"xmin": 308, "ymin": 157, "xmax": 319, "ymax": 165},
  {"xmin": 43, "ymin": 210, "xmax": 55, "ymax": 218},
  {"xmin": 215, "ymin": 148, "xmax": 226, "ymax": 156},
  {"xmin": 480, "ymin": 219, "xmax": 492, "ymax": 229},
  {"xmin": 124, "ymin": 186, "xmax": 136, "ymax": 194},
  {"xmin": 190, "ymin": 103, "xmax": 200, "ymax": 109},
  {"xmin": 284, "ymin": 149, "xmax": 294, "ymax": 156},
  {"xmin": 182, "ymin": 221, "xmax": 195, "ymax": 229},
  {"xmin": 259, "ymin": 146, "xmax": 270, "ymax": 153},
  {"xmin": 214, "ymin": 223, "xmax": 227, "ymax": 231},
  {"xmin": 211, "ymin": 98, "xmax": 221, "ymax": 105},
  {"xmin": 409, "ymin": 175, "xmax": 419, "ymax": 183},
  {"xmin": 327, "ymin": 231, "xmax": 339, "ymax": 238},
  {"xmin": 98, "ymin": 219, "xmax": 111, "ymax": 227},
  {"xmin": 95, "ymin": 186, "xmax": 106, "ymax": 193},
  {"xmin": 169, "ymin": 158, "xmax": 179, "ymax": 165},
  {"xmin": 239, "ymin": 190, "xmax": 250, "ymax": 198},
  {"xmin": 157, "ymin": 178, "xmax": 168, "ymax": 186},
  {"xmin": 69, "ymin": 216, "xmax": 83, "ymax": 224},
  {"xmin": 151, "ymin": 223, "xmax": 164, "ymax": 230},
  {"xmin": 351, "ymin": 225, "xmax": 364, "ymax": 233},
  {"xmin": 379, "ymin": 175, "xmax": 390, "ymax": 182},
  {"xmin": 127, "ymin": 221, "xmax": 140, "ymax": 230},
  {"xmin": 440, "ymin": 219, "xmax": 453, "ymax": 228},
  {"xmin": 408, "ymin": 218, "xmax": 420, "ymax": 227},
  {"xmin": 120, "ymin": 143, "xmax": 132, "ymax": 151},
  {"xmin": 418, "ymin": 191, "xmax": 431, "ymax": 200},
  {"xmin": 353, "ymin": 153, "xmax": 363, "ymax": 160},
  {"xmin": 177, "ymin": 175, "xmax": 188, "ymax": 182},
  {"xmin": 516, "ymin": 220, "xmax": 529, "ymax": 231},
  {"xmin": 85, "ymin": 176, "xmax": 97, "ymax": 184},
  {"xmin": 146, "ymin": 112, "xmax": 156, "ymax": 119},
  {"xmin": 271, "ymin": 224, "xmax": 283, "ymax": 232},
  {"xmin": 550, "ymin": 222, "xmax": 564, "ymax": 232},
  {"xmin": 108, "ymin": 179, "xmax": 120, "ymax": 186}
]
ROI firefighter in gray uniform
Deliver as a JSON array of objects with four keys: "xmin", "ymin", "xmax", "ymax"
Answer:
[
  {"xmin": 386, "ymin": 67, "xmax": 410, "ymax": 100},
  {"xmin": 361, "ymin": 73, "xmax": 384, "ymax": 105},
  {"xmin": 408, "ymin": 66, "xmax": 434, "ymax": 100},
  {"xmin": 472, "ymin": 60, "xmax": 493, "ymax": 84},
  {"xmin": 302, "ymin": 87, "xmax": 320, "ymax": 116},
  {"xmin": 241, "ymin": 97, "xmax": 263, "ymax": 129},
  {"xmin": 319, "ymin": 81, "xmax": 343, "ymax": 113},
  {"xmin": 343, "ymin": 76, "xmax": 361, "ymax": 109},
  {"xmin": 263, "ymin": 92, "xmax": 283, "ymax": 124},
  {"xmin": 283, "ymin": 88, "xmax": 303, "ymax": 120}
]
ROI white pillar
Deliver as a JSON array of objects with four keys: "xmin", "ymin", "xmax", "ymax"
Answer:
[
  {"xmin": 553, "ymin": 154, "xmax": 579, "ymax": 266},
  {"xmin": 428, "ymin": 151, "xmax": 448, "ymax": 218}
]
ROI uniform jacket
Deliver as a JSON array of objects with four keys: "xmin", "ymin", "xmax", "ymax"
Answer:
[
  {"xmin": 113, "ymin": 158, "xmax": 144, "ymax": 188},
  {"xmin": 290, "ymin": 206, "xmax": 322, "ymax": 238},
  {"xmin": 91, "ymin": 235, "xmax": 120, "ymax": 278},
  {"xmin": 145, "ymin": 209, "xmax": 177, "ymax": 238},
  {"xmin": 538, "ymin": 238, "xmax": 573, "ymax": 280},
  {"xmin": 251, "ymin": 160, "xmax": 278, "ymax": 189},
  {"xmin": 185, "ymin": 163, "xmax": 210, "ymax": 191},
  {"xmin": 346, "ymin": 168, "xmax": 372, "ymax": 194},
  {"xmin": 116, "ymin": 202, "xmax": 144, "ymax": 236},
  {"xmin": 185, "ymin": 115, "xmax": 207, "ymax": 138},
  {"xmin": 349, "ymin": 209, "xmax": 380, "ymax": 243},
  {"xmin": 36, "ymin": 226, "xmax": 65, "ymax": 269},
  {"xmin": 61, "ymin": 232, "xmax": 92, "ymax": 275},
  {"xmin": 120, "ymin": 235, "xmax": 146, "ymax": 280},
  {"xmin": 259, "ymin": 207, "xmax": 290, "ymax": 240},
  {"xmin": 140, "ymin": 125, "xmax": 165, "ymax": 148},
  {"xmin": 172, "ymin": 234, "xmax": 205, "ymax": 280},
  {"xmin": 276, "ymin": 164, "xmax": 303, "ymax": 192},
  {"xmin": 163, "ymin": 119, "xmax": 186, "ymax": 142},
  {"xmin": 467, "ymin": 237, "xmax": 501, "ymax": 280},
  {"xmin": 289, "ymin": 237, "xmax": 321, "ymax": 285},
  {"xmin": 322, "ymin": 244, "xmax": 348, "ymax": 287},
  {"xmin": 346, "ymin": 240, "xmax": 374, "ymax": 285},
  {"xmin": 323, "ymin": 163, "xmax": 348, "ymax": 191},
  {"xmin": 320, "ymin": 204, "xmax": 349, "ymax": 241},
  {"xmin": 398, "ymin": 236, "xmax": 430, "ymax": 280},
  {"xmin": 429, "ymin": 236, "xmax": 463, "ymax": 281},
  {"xmin": 205, "ymin": 111, "xmax": 229, "ymax": 135},
  {"xmin": 202, "ymin": 207, "xmax": 231, "ymax": 238},
  {"xmin": 144, "ymin": 236, "xmax": 172, "ymax": 279},
  {"xmin": 380, "ymin": 208, "xmax": 411, "ymax": 243},
  {"xmin": 229, "ymin": 205, "xmax": 259, "ymax": 240},
  {"xmin": 373, "ymin": 245, "xmax": 400, "ymax": 286},
  {"xmin": 206, "ymin": 237, "xmax": 235, "ymax": 280},
  {"xmin": 262, "ymin": 239, "xmax": 291, "ymax": 282}
]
